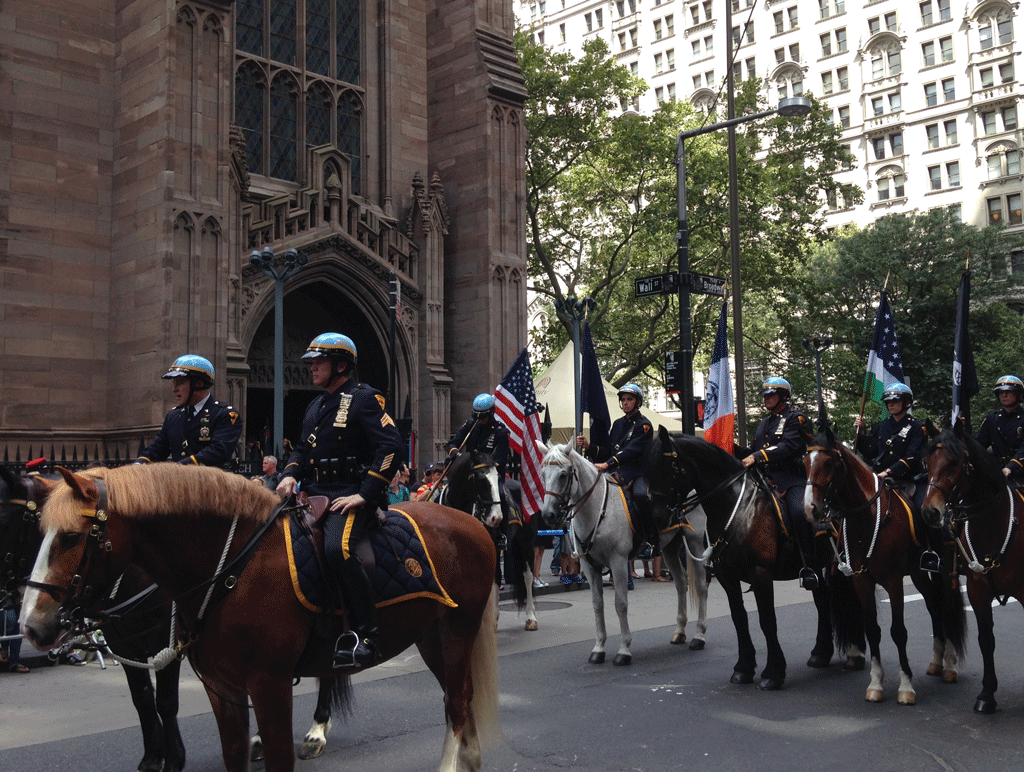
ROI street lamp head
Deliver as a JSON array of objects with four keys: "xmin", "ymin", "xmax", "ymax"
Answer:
[
  {"xmin": 261, "ymin": 246, "xmax": 275, "ymax": 262},
  {"xmin": 249, "ymin": 250, "xmax": 263, "ymax": 267},
  {"xmin": 776, "ymin": 96, "xmax": 812, "ymax": 118}
]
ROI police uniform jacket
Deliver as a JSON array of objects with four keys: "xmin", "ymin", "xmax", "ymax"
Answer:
[
  {"xmin": 138, "ymin": 397, "xmax": 241, "ymax": 467},
  {"xmin": 445, "ymin": 418, "xmax": 510, "ymax": 476},
  {"xmin": 976, "ymin": 407, "xmax": 1024, "ymax": 473},
  {"xmin": 584, "ymin": 411, "xmax": 653, "ymax": 484},
  {"xmin": 856, "ymin": 414, "xmax": 927, "ymax": 480},
  {"xmin": 281, "ymin": 379, "xmax": 404, "ymax": 509},
  {"xmin": 746, "ymin": 404, "xmax": 810, "ymax": 479}
]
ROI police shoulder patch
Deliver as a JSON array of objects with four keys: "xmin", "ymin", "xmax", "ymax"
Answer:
[
  {"xmin": 643, "ymin": 424, "xmax": 651, "ymax": 433},
  {"xmin": 228, "ymin": 410, "xmax": 239, "ymax": 424},
  {"xmin": 375, "ymin": 394, "xmax": 386, "ymax": 410}
]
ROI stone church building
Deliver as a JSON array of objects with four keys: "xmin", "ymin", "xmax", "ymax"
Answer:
[{"xmin": 1, "ymin": 0, "xmax": 528, "ymax": 465}]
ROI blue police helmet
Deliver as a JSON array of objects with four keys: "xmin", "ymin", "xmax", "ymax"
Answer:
[
  {"xmin": 994, "ymin": 375, "xmax": 1024, "ymax": 395},
  {"xmin": 302, "ymin": 332, "xmax": 357, "ymax": 363},
  {"xmin": 882, "ymin": 382, "xmax": 913, "ymax": 404},
  {"xmin": 760, "ymin": 377, "xmax": 792, "ymax": 399},
  {"xmin": 472, "ymin": 393, "xmax": 496, "ymax": 417},
  {"xmin": 617, "ymin": 383, "xmax": 644, "ymax": 407},
  {"xmin": 163, "ymin": 355, "xmax": 215, "ymax": 387}
]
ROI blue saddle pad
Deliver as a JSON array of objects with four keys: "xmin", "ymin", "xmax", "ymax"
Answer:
[{"xmin": 284, "ymin": 508, "xmax": 457, "ymax": 614}]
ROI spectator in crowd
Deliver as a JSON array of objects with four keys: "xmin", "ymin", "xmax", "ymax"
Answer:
[{"xmin": 389, "ymin": 463, "xmax": 411, "ymax": 505}]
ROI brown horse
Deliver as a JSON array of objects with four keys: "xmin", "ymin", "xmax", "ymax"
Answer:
[
  {"xmin": 805, "ymin": 429, "xmax": 966, "ymax": 705},
  {"xmin": 20, "ymin": 463, "xmax": 500, "ymax": 772},
  {"xmin": 923, "ymin": 424, "xmax": 1024, "ymax": 714}
]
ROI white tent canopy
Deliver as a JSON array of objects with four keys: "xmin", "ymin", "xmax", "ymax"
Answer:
[{"xmin": 533, "ymin": 343, "xmax": 685, "ymax": 443}]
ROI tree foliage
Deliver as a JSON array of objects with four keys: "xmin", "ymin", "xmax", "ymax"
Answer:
[
  {"xmin": 518, "ymin": 31, "xmax": 861, "ymax": 392},
  {"xmin": 777, "ymin": 210, "xmax": 1024, "ymax": 435}
]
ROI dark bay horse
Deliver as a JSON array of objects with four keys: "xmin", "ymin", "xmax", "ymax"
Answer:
[
  {"xmin": 805, "ymin": 429, "xmax": 966, "ymax": 704},
  {"xmin": 1, "ymin": 467, "xmax": 185, "ymax": 772},
  {"xmin": 20, "ymin": 464, "xmax": 500, "ymax": 772},
  {"xmin": 441, "ymin": 450, "xmax": 541, "ymax": 631},
  {"xmin": 643, "ymin": 427, "xmax": 865, "ymax": 690},
  {"xmin": 923, "ymin": 424, "xmax": 1024, "ymax": 714}
]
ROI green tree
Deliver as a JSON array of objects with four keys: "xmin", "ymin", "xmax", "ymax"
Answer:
[
  {"xmin": 779, "ymin": 209, "xmax": 1024, "ymax": 435},
  {"xmin": 518, "ymin": 31, "xmax": 861, "ymax": 392}
]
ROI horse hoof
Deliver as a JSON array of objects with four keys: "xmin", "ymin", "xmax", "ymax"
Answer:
[
  {"xmin": 757, "ymin": 677, "xmax": 784, "ymax": 691},
  {"xmin": 589, "ymin": 651, "xmax": 606, "ymax": 665},
  {"xmin": 974, "ymin": 698, "xmax": 997, "ymax": 715},
  {"xmin": 670, "ymin": 632, "xmax": 686, "ymax": 645},
  {"xmin": 806, "ymin": 654, "xmax": 831, "ymax": 669},
  {"xmin": 730, "ymin": 671, "xmax": 754, "ymax": 685},
  {"xmin": 138, "ymin": 757, "xmax": 163, "ymax": 772},
  {"xmin": 942, "ymin": 670, "xmax": 958, "ymax": 684},
  {"xmin": 524, "ymin": 619, "xmax": 538, "ymax": 632},
  {"xmin": 613, "ymin": 653, "xmax": 632, "ymax": 666},
  {"xmin": 844, "ymin": 656, "xmax": 866, "ymax": 671},
  {"xmin": 926, "ymin": 662, "xmax": 942, "ymax": 677},
  {"xmin": 298, "ymin": 740, "xmax": 326, "ymax": 760},
  {"xmin": 865, "ymin": 689, "xmax": 885, "ymax": 703},
  {"xmin": 897, "ymin": 691, "xmax": 917, "ymax": 706},
  {"xmin": 250, "ymin": 739, "xmax": 264, "ymax": 762},
  {"xmin": 688, "ymin": 638, "xmax": 705, "ymax": 651}
]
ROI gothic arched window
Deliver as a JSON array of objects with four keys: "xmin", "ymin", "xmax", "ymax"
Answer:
[
  {"xmin": 270, "ymin": 76, "xmax": 298, "ymax": 181},
  {"xmin": 338, "ymin": 91, "xmax": 362, "ymax": 194},
  {"xmin": 235, "ymin": 61, "xmax": 266, "ymax": 176},
  {"xmin": 306, "ymin": 82, "xmax": 332, "ymax": 148}
]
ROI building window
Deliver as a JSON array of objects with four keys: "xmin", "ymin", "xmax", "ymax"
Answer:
[
  {"xmin": 703, "ymin": 0, "xmax": 712, "ymax": 20},
  {"xmin": 619, "ymin": 32, "xmax": 627, "ymax": 50},
  {"xmin": 585, "ymin": 12, "xmax": 592, "ymax": 31},
  {"xmin": 821, "ymin": 32, "xmax": 831, "ymax": 57},
  {"xmin": 819, "ymin": 0, "xmax": 844, "ymax": 21},
  {"xmin": 889, "ymin": 92, "xmax": 902, "ymax": 112},
  {"xmin": 788, "ymin": 6, "xmax": 798, "ymax": 28},
  {"xmin": 630, "ymin": 28, "xmax": 638, "ymax": 46},
  {"xmin": 654, "ymin": 52, "xmax": 664, "ymax": 74},
  {"xmin": 983, "ymin": 111, "xmax": 997, "ymax": 135},
  {"xmin": 774, "ymin": 11, "xmax": 784, "ymax": 34},
  {"xmin": 920, "ymin": 0, "xmax": 951, "ymax": 26},
  {"xmin": 668, "ymin": 82, "xmax": 676, "ymax": 101},
  {"xmin": 924, "ymin": 82, "xmax": 937, "ymax": 106},
  {"xmin": 885, "ymin": 12, "xmax": 897, "ymax": 31},
  {"xmin": 944, "ymin": 118, "xmax": 958, "ymax": 145},
  {"xmin": 666, "ymin": 15, "xmax": 674, "ymax": 35},
  {"xmin": 655, "ymin": 86, "xmax": 665, "ymax": 104},
  {"xmin": 822, "ymin": 72, "xmax": 834, "ymax": 94},
  {"xmin": 690, "ymin": 4, "xmax": 700, "ymax": 25},
  {"xmin": 987, "ymin": 194, "xmax": 1020, "ymax": 226},
  {"xmin": 837, "ymin": 66, "xmax": 849, "ymax": 90},
  {"xmin": 667, "ymin": 49, "xmax": 675, "ymax": 69},
  {"xmin": 838, "ymin": 105, "xmax": 850, "ymax": 128},
  {"xmin": 947, "ymin": 161, "xmax": 960, "ymax": 186},
  {"xmin": 942, "ymin": 77, "xmax": 955, "ymax": 101},
  {"xmin": 746, "ymin": 57, "xmax": 756, "ymax": 80},
  {"xmin": 1000, "ymin": 62, "xmax": 1015, "ymax": 83},
  {"xmin": 998, "ymin": 18, "xmax": 1013, "ymax": 45},
  {"xmin": 928, "ymin": 165, "xmax": 941, "ymax": 190},
  {"xmin": 940, "ymin": 36, "xmax": 953, "ymax": 62},
  {"xmin": 877, "ymin": 173, "xmax": 906, "ymax": 201},
  {"xmin": 868, "ymin": 17, "xmax": 880, "ymax": 35},
  {"xmin": 980, "ymin": 67, "xmax": 994, "ymax": 89},
  {"xmin": 873, "ymin": 136, "xmax": 887, "ymax": 160},
  {"xmin": 692, "ymin": 40, "xmax": 702, "ymax": 59},
  {"xmin": 922, "ymin": 41, "xmax": 935, "ymax": 67},
  {"xmin": 989, "ymin": 197, "xmax": 1003, "ymax": 224},
  {"xmin": 775, "ymin": 47, "xmax": 785, "ymax": 64},
  {"xmin": 789, "ymin": 43, "xmax": 800, "ymax": 61},
  {"xmin": 925, "ymin": 123, "xmax": 939, "ymax": 148},
  {"xmin": 705, "ymin": 70, "xmax": 714, "ymax": 85},
  {"xmin": 705, "ymin": 36, "xmax": 714, "ymax": 55},
  {"xmin": 872, "ymin": 96, "xmax": 884, "ymax": 116},
  {"xmin": 836, "ymin": 28, "xmax": 847, "ymax": 53},
  {"xmin": 654, "ymin": 19, "xmax": 663, "ymax": 40},
  {"xmin": 841, "ymin": 142, "xmax": 853, "ymax": 168},
  {"xmin": 630, "ymin": 61, "xmax": 639, "ymax": 76},
  {"xmin": 560, "ymin": 23, "xmax": 566, "ymax": 42},
  {"xmin": 1010, "ymin": 149, "xmax": 1022, "ymax": 176},
  {"xmin": 1004, "ymin": 105, "xmax": 1019, "ymax": 131}
]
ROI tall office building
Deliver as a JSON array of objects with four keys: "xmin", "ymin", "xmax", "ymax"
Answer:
[{"xmin": 518, "ymin": 0, "xmax": 1022, "ymax": 247}]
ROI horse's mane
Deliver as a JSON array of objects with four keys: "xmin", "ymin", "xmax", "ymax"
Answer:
[
  {"xmin": 41, "ymin": 464, "xmax": 281, "ymax": 531},
  {"xmin": 927, "ymin": 428, "xmax": 1005, "ymax": 489},
  {"xmin": 651, "ymin": 433, "xmax": 742, "ymax": 477},
  {"xmin": 543, "ymin": 442, "xmax": 577, "ymax": 466}
]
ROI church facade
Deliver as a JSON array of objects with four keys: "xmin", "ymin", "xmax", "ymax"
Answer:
[{"xmin": 0, "ymin": 0, "xmax": 528, "ymax": 465}]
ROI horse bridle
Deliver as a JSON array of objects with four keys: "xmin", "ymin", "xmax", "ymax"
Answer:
[
  {"xmin": 804, "ymin": 444, "xmax": 884, "ymax": 523},
  {"xmin": 23, "ymin": 480, "xmax": 114, "ymax": 636}
]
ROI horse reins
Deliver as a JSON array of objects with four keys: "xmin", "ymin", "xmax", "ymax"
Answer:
[{"xmin": 543, "ymin": 457, "xmax": 612, "ymax": 559}]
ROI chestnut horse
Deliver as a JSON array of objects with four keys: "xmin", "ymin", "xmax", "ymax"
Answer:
[
  {"xmin": 923, "ymin": 424, "xmax": 1024, "ymax": 714},
  {"xmin": 804, "ymin": 429, "xmax": 966, "ymax": 705},
  {"xmin": 20, "ymin": 464, "xmax": 500, "ymax": 772},
  {"xmin": 643, "ymin": 427, "xmax": 865, "ymax": 691}
]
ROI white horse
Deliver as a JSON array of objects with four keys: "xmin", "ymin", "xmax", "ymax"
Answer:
[{"xmin": 539, "ymin": 442, "xmax": 709, "ymax": 665}]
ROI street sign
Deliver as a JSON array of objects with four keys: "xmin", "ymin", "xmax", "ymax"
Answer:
[
  {"xmin": 634, "ymin": 272, "xmax": 679, "ymax": 298},
  {"xmin": 689, "ymin": 272, "xmax": 726, "ymax": 297},
  {"xmin": 665, "ymin": 350, "xmax": 682, "ymax": 394}
]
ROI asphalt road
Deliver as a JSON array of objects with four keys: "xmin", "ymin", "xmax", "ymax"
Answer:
[{"xmin": 3, "ymin": 575, "xmax": 1023, "ymax": 772}]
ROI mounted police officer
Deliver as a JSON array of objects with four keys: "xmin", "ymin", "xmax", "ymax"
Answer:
[
  {"xmin": 576, "ymin": 384, "xmax": 657, "ymax": 560},
  {"xmin": 445, "ymin": 394, "xmax": 510, "ymax": 477},
  {"xmin": 136, "ymin": 355, "xmax": 241, "ymax": 467},
  {"xmin": 975, "ymin": 375, "xmax": 1024, "ymax": 478},
  {"xmin": 853, "ymin": 383, "xmax": 928, "ymax": 488},
  {"xmin": 276, "ymin": 333, "xmax": 404, "ymax": 668},
  {"xmin": 738, "ymin": 377, "xmax": 816, "ymax": 586}
]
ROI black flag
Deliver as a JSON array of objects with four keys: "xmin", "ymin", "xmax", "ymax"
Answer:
[{"xmin": 951, "ymin": 270, "xmax": 979, "ymax": 431}]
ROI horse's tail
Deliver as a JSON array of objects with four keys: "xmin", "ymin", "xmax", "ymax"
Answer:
[
  {"xmin": 828, "ymin": 572, "xmax": 865, "ymax": 655},
  {"xmin": 507, "ymin": 522, "xmax": 528, "ymax": 610},
  {"xmin": 469, "ymin": 584, "xmax": 502, "ymax": 750},
  {"xmin": 940, "ymin": 570, "xmax": 968, "ymax": 661},
  {"xmin": 324, "ymin": 675, "xmax": 353, "ymax": 719}
]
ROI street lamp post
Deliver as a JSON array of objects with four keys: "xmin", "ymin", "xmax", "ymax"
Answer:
[
  {"xmin": 249, "ymin": 246, "xmax": 307, "ymax": 456},
  {"xmin": 675, "ymin": 96, "xmax": 812, "ymax": 435}
]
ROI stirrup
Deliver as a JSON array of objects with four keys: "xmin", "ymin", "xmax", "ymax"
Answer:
[
  {"xmin": 637, "ymin": 543, "xmax": 654, "ymax": 560},
  {"xmin": 332, "ymin": 631, "xmax": 378, "ymax": 669},
  {"xmin": 919, "ymin": 550, "xmax": 940, "ymax": 574},
  {"xmin": 799, "ymin": 567, "xmax": 819, "ymax": 591}
]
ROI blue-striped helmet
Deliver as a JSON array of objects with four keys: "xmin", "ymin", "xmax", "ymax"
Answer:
[
  {"xmin": 302, "ymin": 332, "xmax": 357, "ymax": 363},
  {"xmin": 472, "ymin": 393, "xmax": 496, "ymax": 418},
  {"xmin": 617, "ymin": 383, "xmax": 644, "ymax": 407},
  {"xmin": 994, "ymin": 375, "xmax": 1024, "ymax": 395},
  {"xmin": 882, "ymin": 382, "xmax": 913, "ymax": 404},
  {"xmin": 163, "ymin": 355, "xmax": 215, "ymax": 387},
  {"xmin": 760, "ymin": 377, "xmax": 792, "ymax": 399}
]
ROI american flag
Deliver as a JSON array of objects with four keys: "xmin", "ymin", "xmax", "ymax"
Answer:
[{"xmin": 494, "ymin": 348, "xmax": 545, "ymax": 518}]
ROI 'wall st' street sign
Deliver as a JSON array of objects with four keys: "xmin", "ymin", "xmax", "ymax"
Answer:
[{"xmin": 634, "ymin": 272, "xmax": 679, "ymax": 298}]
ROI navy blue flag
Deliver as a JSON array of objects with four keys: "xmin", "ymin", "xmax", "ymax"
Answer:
[
  {"xmin": 580, "ymin": 322, "xmax": 611, "ymax": 450},
  {"xmin": 952, "ymin": 270, "xmax": 980, "ymax": 431}
]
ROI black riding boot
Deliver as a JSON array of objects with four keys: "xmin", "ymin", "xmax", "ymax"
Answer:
[{"xmin": 333, "ymin": 555, "xmax": 380, "ymax": 668}]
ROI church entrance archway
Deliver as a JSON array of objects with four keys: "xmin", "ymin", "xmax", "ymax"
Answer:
[{"xmin": 244, "ymin": 281, "xmax": 391, "ymax": 456}]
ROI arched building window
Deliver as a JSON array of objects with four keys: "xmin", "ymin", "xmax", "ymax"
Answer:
[{"xmin": 234, "ymin": 0, "xmax": 363, "ymax": 188}]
